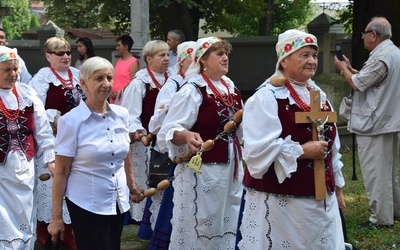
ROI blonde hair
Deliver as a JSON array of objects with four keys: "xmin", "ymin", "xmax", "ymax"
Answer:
[
  {"xmin": 79, "ymin": 56, "xmax": 114, "ymax": 83},
  {"xmin": 142, "ymin": 40, "xmax": 169, "ymax": 65},
  {"xmin": 44, "ymin": 37, "xmax": 71, "ymax": 52}
]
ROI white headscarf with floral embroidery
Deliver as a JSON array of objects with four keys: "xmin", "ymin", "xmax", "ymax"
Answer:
[
  {"xmin": 275, "ymin": 29, "xmax": 318, "ymax": 70},
  {"xmin": 174, "ymin": 41, "xmax": 196, "ymax": 74},
  {"xmin": 0, "ymin": 46, "xmax": 18, "ymax": 63},
  {"xmin": 185, "ymin": 37, "xmax": 222, "ymax": 78}
]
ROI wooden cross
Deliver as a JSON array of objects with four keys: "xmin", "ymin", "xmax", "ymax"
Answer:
[{"xmin": 295, "ymin": 90, "xmax": 337, "ymax": 200}]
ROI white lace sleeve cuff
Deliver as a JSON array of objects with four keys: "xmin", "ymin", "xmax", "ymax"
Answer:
[{"xmin": 274, "ymin": 135, "xmax": 303, "ymax": 183}]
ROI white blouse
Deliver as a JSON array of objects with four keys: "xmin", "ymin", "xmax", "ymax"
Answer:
[{"xmin": 55, "ymin": 101, "xmax": 131, "ymax": 215}]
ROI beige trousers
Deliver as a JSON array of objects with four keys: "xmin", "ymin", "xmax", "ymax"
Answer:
[{"xmin": 357, "ymin": 133, "xmax": 400, "ymax": 225}]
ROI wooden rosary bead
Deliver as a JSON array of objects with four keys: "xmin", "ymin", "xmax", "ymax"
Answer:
[
  {"xmin": 233, "ymin": 109, "xmax": 243, "ymax": 123},
  {"xmin": 202, "ymin": 139, "xmax": 215, "ymax": 151},
  {"xmin": 224, "ymin": 120, "xmax": 237, "ymax": 133},
  {"xmin": 269, "ymin": 76, "xmax": 287, "ymax": 87},
  {"xmin": 157, "ymin": 179, "xmax": 170, "ymax": 190},
  {"xmin": 144, "ymin": 187, "xmax": 157, "ymax": 197},
  {"xmin": 39, "ymin": 173, "xmax": 51, "ymax": 181}
]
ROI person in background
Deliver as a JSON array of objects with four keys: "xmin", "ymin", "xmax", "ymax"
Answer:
[
  {"xmin": 74, "ymin": 37, "xmax": 96, "ymax": 69},
  {"xmin": 120, "ymin": 40, "xmax": 170, "ymax": 235},
  {"xmin": 28, "ymin": 36, "xmax": 82, "ymax": 249},
  {"xmin": 110, "ymin": 34, "xmax": 140, "ymax": 104},
  {"xmin": 334, "ymin": 16, "xmax": 400, "ymax": 228},
  {"xmin": 157, "ymin": 37, "xmax": 244, "ymax": 249},
  {"xmin": 0, "ymin": 46, "xmax": 54, "ymax": 250},
  {"xmin": 47, "ymin": 56, "xmax": 144, "ymax": 250},
  {"xmin": 166, "ymin": 29, "xmax": 185, "ymax": 69},
  {"xmin": 236, "ymin": 29, "xmax": 345, "ymax": 250},
  {"xmin": 147, "ymin": 40, "xmax": 196, "ymax": 249},
  {"xmin": 0, "ymin": 28, "xmax": 32, "ymax": 83}
]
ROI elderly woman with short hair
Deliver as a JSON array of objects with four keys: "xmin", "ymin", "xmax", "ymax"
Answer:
[{"xmin": 48, "ymin": 56, "xmax": 143, "ymax": 250}]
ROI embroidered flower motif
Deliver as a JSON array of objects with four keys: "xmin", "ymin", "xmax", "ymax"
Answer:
[
  {"xmin": 203, "ymin": 185, "xmax": 211, "ymax": 194},
  {"xmin": 248, "ymin": 235, "xmax": 256, "ymax": 244},
  {"xmin": 305, "ymin": 36, "xmax": 314, "ymax": 44},
  {"xmin": 284, "ymin": 43, "xmax": 292, "ymax": 52},
  {"xmin": 187, "ymin": 48, "xmax": 193, "ymax": 54},
  {"xmin": 203, "ymin": 42, "xmax": 210, "ymax": 48},
  {"xmin": 249, "ymin": 220, "xmax": 257, "ymax": 228},
  {"xmin": 278, "ymin": 199, "xmax": 288, "ymax": 207},
  {"xmin": 249, "ymin": 202, "xmax": 257, "ymax": 211},
  {"xmin": 223, "ymin": 216, "xmax": 230, "ymax": 223},
  {"xmin": 204, "ymin": 219, "xmax": 213, "ymax": 227},
  {"xmin": 320, "ymin": 236, "xmax": 328, "ymax": 245},
  {"xmin": 20, "ymin": 223, "xmax": 28, "ymax": 231},
  {"xmin": 177, "ymin": 238, "xmax": 185, "ymax": 245},
  {"xmin": 282, "ymin": 240, "xmax": 291, "ymax": 248}
]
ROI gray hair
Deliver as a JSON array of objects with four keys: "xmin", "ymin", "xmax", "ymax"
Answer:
[
  {"xmin": 79, "ymin": 56, "xmax": 114, "ymax": 83},
  {"xmin": 369, "ymin": 17, "xmax": 392, "ymax": 39},
  {"xmin": 168, "ymin": 30, "xmax": 185, "ymax": 43}
]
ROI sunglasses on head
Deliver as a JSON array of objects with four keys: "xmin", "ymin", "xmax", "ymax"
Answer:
[{"xmin": 48, "ymin": 50, "xmax": 71, "ymax": 56}]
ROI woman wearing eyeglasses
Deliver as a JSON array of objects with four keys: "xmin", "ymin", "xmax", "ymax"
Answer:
[{"xmin": 28, "ymin": 36, "xmax": 83, "ymax": 250}]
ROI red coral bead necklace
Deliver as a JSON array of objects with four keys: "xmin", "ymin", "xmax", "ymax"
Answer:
[
  {"xmin": 201, "ymin": 72, "xmax": 234, "ymax": 107},
  {"xmin": 50, "ymin": 67, "xmax": 74, "ymax": 89},
  {"xmin": 285, "ymin": 80, "xmax": 311, "ymax": 111},
  {"xmin": 0, "ymin": 85, "xmax": 20, "ymax": 121}
]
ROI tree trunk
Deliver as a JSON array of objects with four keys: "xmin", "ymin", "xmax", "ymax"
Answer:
[
  {"xmin": 259, "ymin": 0, "xmax": 274, "ymax": 36},
  {"xmin": 157, "ymin": 3, "xmax": 201, "ymax": 41},
  {"xmin": 352, "ymin": 0, "xmax": 400, "ymax": 69}
]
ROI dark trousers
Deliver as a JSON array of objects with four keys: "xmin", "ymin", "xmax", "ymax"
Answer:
[{"xmin": 66, "ymin": 198, "xmax": 125, "ymax": 250}]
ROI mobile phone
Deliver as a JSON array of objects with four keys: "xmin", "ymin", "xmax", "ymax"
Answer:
[{"xmin": 335, "ymin": 44, "xmax": 344, "ymax": 61}]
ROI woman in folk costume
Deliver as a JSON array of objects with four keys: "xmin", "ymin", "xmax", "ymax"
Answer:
[
  {"xmin": 0, "ymin": 46, "xmax": 55, "ymax": 249},
  {"xmin": 157, "ymin": 37, "xmax": 244, "ymax": 250},
  {"xmin": 28, "ymin": 36, "xmax": 82, "ymax": 249},
  {"xmin": 147, "ymin": 40, "xmax": 196, "ymax": 249},
  {"xmin": 236, "ymin": 29, "xmax": 346, "ymax": 250},
  {"xmin": 120, "ymin": 40, "xmax": 170, "ymax": 229}
]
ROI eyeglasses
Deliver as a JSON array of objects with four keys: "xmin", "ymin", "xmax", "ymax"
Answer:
[
  {"xmin": 47, "ymin": 50, "xmax": 71, "ymax": 56},
  {"xmin": 361, "ymin": 30, "xmax": 374, "ymax": 37}
]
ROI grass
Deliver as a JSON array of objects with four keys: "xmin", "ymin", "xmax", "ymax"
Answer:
[{"xmin": 340, "ymin": 147, "xmax": 400, "ymax": 250}]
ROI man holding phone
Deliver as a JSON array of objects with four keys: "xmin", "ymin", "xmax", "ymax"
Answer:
[{"xmin": 334, "ymin": 16, "xmax": 400, "ymax": 228}]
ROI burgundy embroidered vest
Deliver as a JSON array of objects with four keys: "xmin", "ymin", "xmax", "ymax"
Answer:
[
  {"xmin": 243, "ymin": 97, "xmax": 336, "ymax": 197},
  {"xmin": 45, "ymin": 84, "xmax": 81, "ymax": 115},
  {"xmin": 141, "ymin": 83, "xmax": 159, "ymax": 132},
  {"xmin": 0, "ymin": 105, "xmax": 35, "ymax": 164},
  {"xmin": 190, "ymin": 84, "xmax": 243, "ymax": 163}
]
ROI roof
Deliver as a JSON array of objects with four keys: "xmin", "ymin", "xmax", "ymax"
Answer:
[{"xmin": 66, "ymin": 28, "xmax": 119, "ymax": 40}]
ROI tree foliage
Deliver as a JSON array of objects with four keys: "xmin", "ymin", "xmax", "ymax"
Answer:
[
  {"xmin": 39, "ymin": 0, "xmax": 313, "ymax": 40},
  {"xmin": 351, "ymin": 0, "xmax": 400, "ymax": 69},
  {"xmin": 2, "ymin": 0, "xmax": 37, "ymax": 39}
]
